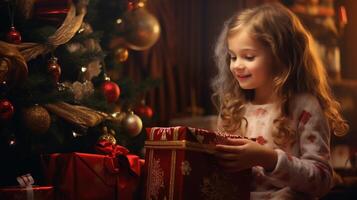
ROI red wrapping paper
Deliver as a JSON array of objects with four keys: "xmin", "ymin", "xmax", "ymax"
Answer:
[
  {"xmin": 43, "ymin": 143, "xmax": 143, "ymax": 200},
  {"xmin": 143, "ymin": 126, "xmax": 251, "ymax": 200},
  {"xmin": 0, "ymin": 186, "xmax": 54, "ymax": 200}
]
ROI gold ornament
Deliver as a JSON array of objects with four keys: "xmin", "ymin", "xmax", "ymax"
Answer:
[
  {"xmin": 23, "ymin": 105, "xmax": 51, "ymax": 134},
  {"xmin": 120, "ymin": 7, "xmax": 160, "ymax": 50},
  {"xmin": 99, "ymin": 126, "xmax": 117, "ymax": 144},
  {"xmin": 114, "ymin": 47, "xmax": 129, "ymax": 63},
  {"xmin": 122, "ymin": 111, "xmax": 143, "ymax": 137}
]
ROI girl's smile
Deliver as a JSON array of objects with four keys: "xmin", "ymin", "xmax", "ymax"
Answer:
[{"xmin": 235, "ymin": 73, "xmax": 252, "ymax": 81}]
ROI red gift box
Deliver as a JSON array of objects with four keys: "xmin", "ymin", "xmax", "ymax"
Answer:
[
  {"xmin": 0, "ymin": 186, "xmax": 54, "ymax": 200},
  {"xmin": 143, "ymin": 126, "xmax": 251, "ymax": 200},
  {"xmin": 44, "ymin": 149, "xmax": 142, "ymax": 200}
]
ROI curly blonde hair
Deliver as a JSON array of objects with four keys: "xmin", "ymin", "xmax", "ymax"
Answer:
[{"xmin": 211, "ymin": 3, "xmax": 348, "ymax": 145}]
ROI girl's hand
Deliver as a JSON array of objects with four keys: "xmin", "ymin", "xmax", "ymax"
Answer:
[{"xmin": 214, "ymin": 138, "xmax": 277, "ymax": 172}]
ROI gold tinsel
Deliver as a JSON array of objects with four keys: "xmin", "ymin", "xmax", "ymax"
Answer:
[
  {"xmin": 0, "ymin": 41, "xmax": 28, "ymax": 87},
  {"xmin": 6, "ymin": 1, "xmax": 87, "ymax": 61},
  {"xmin": 44, "ymin": 102, "xmax": 108, "ymax": 128}
]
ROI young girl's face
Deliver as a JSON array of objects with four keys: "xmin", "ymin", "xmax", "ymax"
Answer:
[{"xmin": 227, "ymin": 29, "xmax": 275, "ymax": 93}]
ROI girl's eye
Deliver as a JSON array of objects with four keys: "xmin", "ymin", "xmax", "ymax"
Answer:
[
  {"xmin": 230, "ymin": 56, "xmax": 237, "ymax": 61},
  {"xmin": 245, "ymin": 55, "xmax": 255, "ymax": 61}
]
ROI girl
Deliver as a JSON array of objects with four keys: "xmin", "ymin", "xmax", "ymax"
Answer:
[{"xmin": 212, "ymin": 2, "xmax": 348, "ymax": 199}]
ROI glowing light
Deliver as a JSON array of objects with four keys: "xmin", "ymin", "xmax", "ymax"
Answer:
[
  {"xmin": 81, "ymin": 67, "xmax": 87, "ymax": 72},
  {"xmin": 116, "ymin": 18, "xmax": 123, "ymax": 24}
]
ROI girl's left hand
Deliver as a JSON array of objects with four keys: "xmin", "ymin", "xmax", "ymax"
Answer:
[{"xmin": 214, "ymin": 138, "xmax": 277, "ymax": 172}]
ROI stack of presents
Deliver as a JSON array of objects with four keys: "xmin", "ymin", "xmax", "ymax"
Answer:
[{"xmin": 0, "ymin": 127, "xmax": 252, "ymax": 200}]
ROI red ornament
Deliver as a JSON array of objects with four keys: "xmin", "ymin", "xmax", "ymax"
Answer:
[
  {"xmin": 127, "ymin": 1, "xmax": 134, "ymax": 11},
  {"xmin": 102, "ymin": 81, "xmax": 120, "ymax": 103},
  {"xmin": 338, "ymin": 6, "xmax": 348, "ymax": 26},
  {"xmin": 0, "ymin": 99, "xmax": 14, "ymax": 121},
  {"xmin": 134, "ymin": 104, "xmax": 153, "ymax": 119},
  {"xmin": 47, "ymin": 57, "xmax": 61, "ymax": 83},
  {"xmin": 6, "ymin": 26, "xmax": 22, "ymax": 44}
]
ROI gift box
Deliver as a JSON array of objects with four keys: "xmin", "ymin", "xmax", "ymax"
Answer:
[
  {"xmin": 43, "ymin": 145, "xmax": 143, "ymax": 200},
  {"xmin": 143, "ymin": 126, "xmax": 251, "ymax": 200},
  {"xmin": 0, "ymin": 186, "xmax": 54, "ymax": 200}
]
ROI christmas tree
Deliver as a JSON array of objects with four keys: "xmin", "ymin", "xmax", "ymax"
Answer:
[{"xmin": 0, "ymin": 0, "xmax": 160, "ymax": 186}]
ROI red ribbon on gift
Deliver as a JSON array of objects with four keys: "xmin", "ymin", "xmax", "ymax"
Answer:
[
  {"xmin": 95, "ymin": 140, "xmax": 142, "ymax": 176},
  {"xmin": 96, "ymin": 140, "xmax": 129, "ymax": 157},
  {"xmin": 95, "ymin": 140, "xmax": 144, "ymax": 200}
]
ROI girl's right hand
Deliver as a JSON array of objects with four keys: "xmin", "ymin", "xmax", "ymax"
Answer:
[{"xmin": 214, "ymin": 138, "xmax": 277, "ymax": 172}]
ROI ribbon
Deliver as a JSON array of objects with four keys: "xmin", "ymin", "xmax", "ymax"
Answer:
[
  {"xmin": 95, "ymin": 140, "xmax": 129, "ymax": 157},
  {"xmin": 44, "ymin": 102, "xmax": 108, "ymax": 128},
  {"xmin": 95, "ymin": 140, "xmax": 142, "ymax": 176},
  {"xmin": 0, "ymin": 41, "xmax": 28, "ymax": 88},
  {"xmin": 16, "ymin": 173, "xmax": 35, "ymax": 200},
  {"xmin": 6, "ymin": 0, "xmax": 87, "ymax": 61}
]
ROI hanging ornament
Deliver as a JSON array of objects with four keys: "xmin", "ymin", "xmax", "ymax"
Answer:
[
  {"xmin": 102, "ymin": 80, "xmax": 120, "ymax": 103},
  {"xmin": 0, "ymin": 99, "xmax": 15, "ymax": 121},
  {"xmin": 134, "ymin": 101, "xmax": 153, "ymax": 119},
  {"xmin": 114, "ymin": 47, "xmax": 129, "ymax": 63},
  {"xmin": 6, "ymin": 26, "xmax": 22, "ymax": 44},
  {"xmin": 122, "ymin": 111, "xmax": 143, "ymax": 137},
  {"xmin": 6, "ymin": 1, "xmax": 22, "ymax": 44},
  {"xmin": 47, "ymin": 56, "xmax": 61, "ymax": 83},
  {"xmin": 98, "ymin": 126, "xmax": 117, "ymax": 145},
  {"xmin": 127, "ymin": 1, "xmax": 134, "ymax": 11},
  {"xmin": 119, "ymin": 6, "xmax": 161, "ymax": 50},
  {"xmin": 22, "ymin": 105, "xmax": 51, "ymax": 134}
]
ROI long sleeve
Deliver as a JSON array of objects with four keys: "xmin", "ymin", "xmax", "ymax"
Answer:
[{"xmin": 264, "ymin": 94, "xmax": 333, "ymax": 197}]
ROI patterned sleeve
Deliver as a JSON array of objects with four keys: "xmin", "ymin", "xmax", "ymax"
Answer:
[{"xmin": 264, "ymin": 94, "xmax": 333, "ymax": 197}]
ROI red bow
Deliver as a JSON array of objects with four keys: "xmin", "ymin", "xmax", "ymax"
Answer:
[
  {"xmin": 95, "ymin": 140, "xmax": 141, "ymax": 176},
  {"xmin": 95, "ymin": 140, "xmax": 129, "ymax": 157}
]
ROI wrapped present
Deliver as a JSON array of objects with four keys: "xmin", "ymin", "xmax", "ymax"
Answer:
[
  {"xmin": 43, "ymin": 142, "xmax": 143, "ymax": 200},
  {"xmin": 0, "ymin": 186, "xmax": 54, "ymax": 200},
  {"xmin": 143, "ymin": 126, "xmax": 251, "ymax": 200}
]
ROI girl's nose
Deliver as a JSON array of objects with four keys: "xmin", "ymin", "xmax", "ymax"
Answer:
[{"xmin": 231, "ymin": 61, "xmax": 245, "ymax": 71}]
